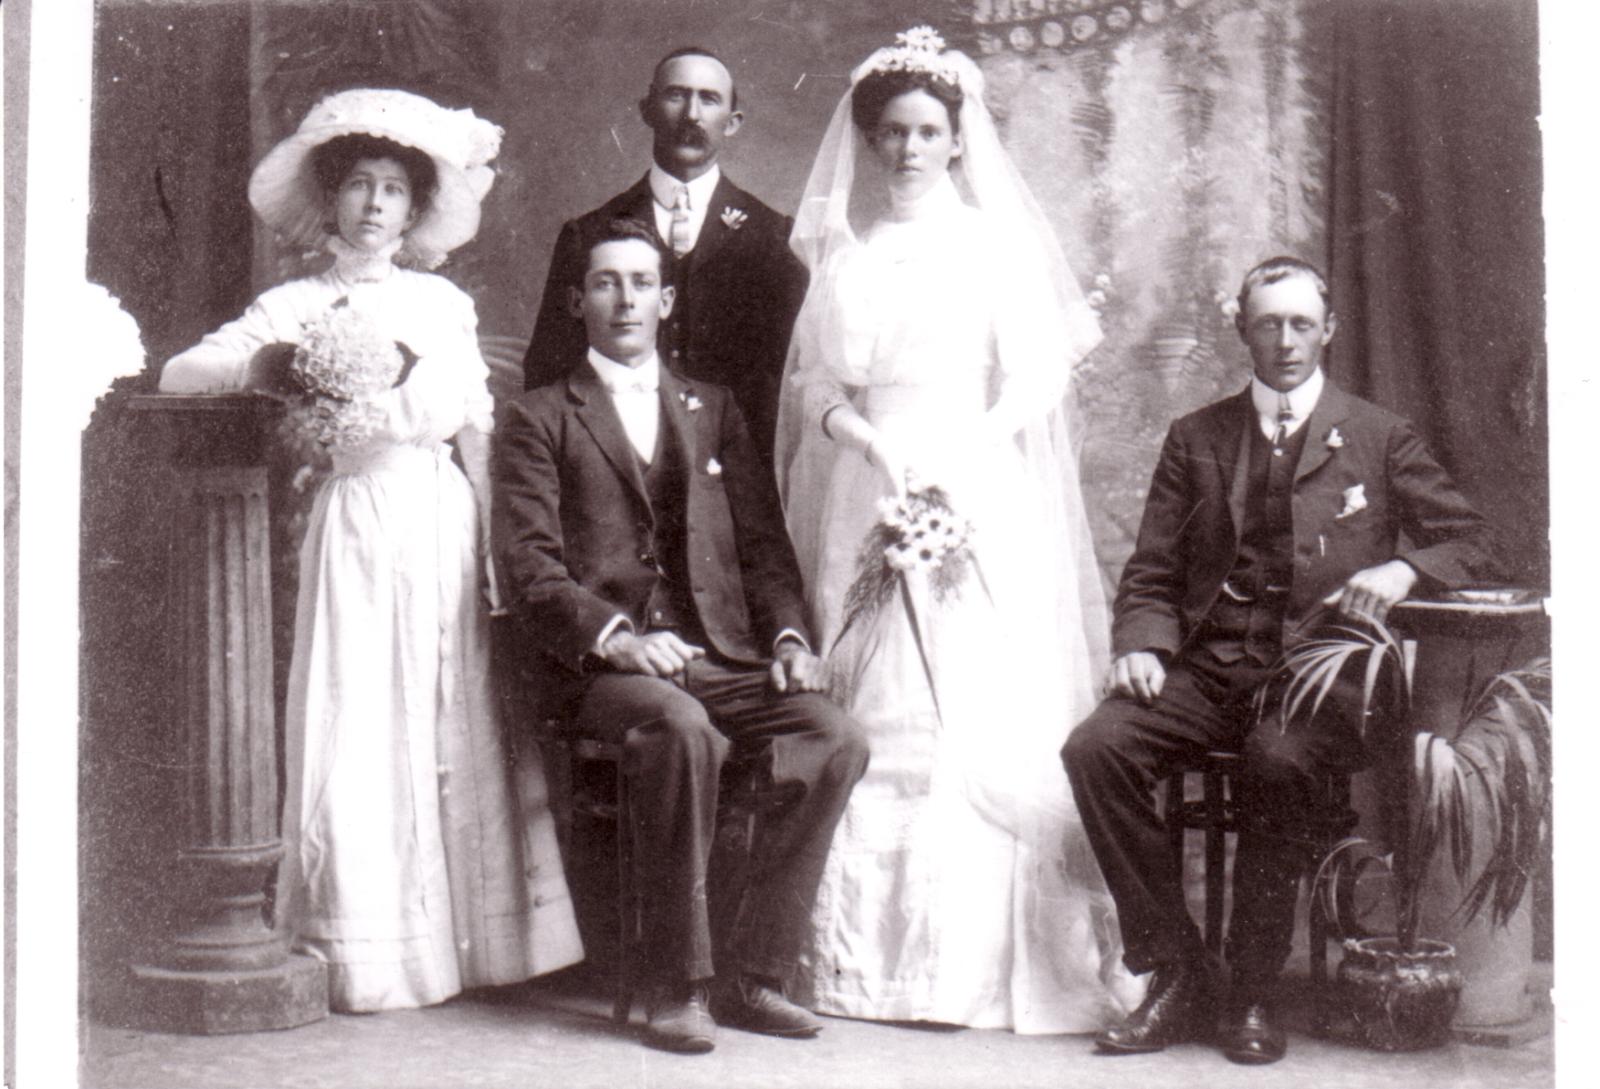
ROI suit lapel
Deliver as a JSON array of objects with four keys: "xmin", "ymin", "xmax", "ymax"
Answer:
[
  {"xmin": 569, "ymin": 365, "xmax": 650, "ymax": 508},
  {"xmin": 686, "ymin": 175, "xmax": 742, "ymax": 272},
  {"xmin": 658, "ymin": 367, "xmax": 700, "ymax": 479},
  {"xmin": 1293, "ymin": 379, "xmax": 1352, "ymax": 484},
  {"xmin": 599, "ymin": 175, "xmax": 665, "ymax": 246},
  {"xmin": 1223, "ymin": 388, "xmax": 1254, "ymax": 546}
]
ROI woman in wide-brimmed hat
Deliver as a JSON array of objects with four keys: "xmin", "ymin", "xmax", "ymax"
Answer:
[{"xmin": 160, "ymin": 88, "xmax": 583, "ymax": 1013}]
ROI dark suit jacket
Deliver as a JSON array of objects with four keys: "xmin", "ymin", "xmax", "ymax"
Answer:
[
  {"xmin": 495, "ymin": 360, "xmax": 812, "ymax": 710},
  {"xmin": 523, "ymin": 173, "xmax": 807, "ymax": 463},
  {"xmin": 1113, "ymin": 379, "xmax": 1498, "ymax": 661}
]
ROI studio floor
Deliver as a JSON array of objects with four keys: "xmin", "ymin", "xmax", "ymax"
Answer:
[{"xmin": 80, "ymin": 962, "xmax": 1556, "ymax": 1089}]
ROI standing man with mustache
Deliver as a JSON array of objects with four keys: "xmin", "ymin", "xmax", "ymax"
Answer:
[{"xmin": 523, "ymin": 47, "xmax": 807, "ymax": 470}]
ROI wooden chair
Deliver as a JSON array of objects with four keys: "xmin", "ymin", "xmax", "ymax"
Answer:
[
  {"xmin": 538, "ymin": 728, "xmax": 641, "ymax": 1025},
  {"xmin": 1163, "ymin": 750, "xmax": 1354, "ymax": 1027}
]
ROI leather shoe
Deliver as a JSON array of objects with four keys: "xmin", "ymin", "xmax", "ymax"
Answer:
[
  {"xmin": 643, "ymin": 983, "xmax": 716, "ymax": 1054},
  {"xmin": 1221, "ymin": 1000, "xmax": 1286, "ymax": 1064},
  {"xmin": 710, "ymin": 974, "xmax": 823, "ymax": 1038},
  {"xmin": 1094, "ymin": 959, "xmax": 1212, "ymax": 1054}
]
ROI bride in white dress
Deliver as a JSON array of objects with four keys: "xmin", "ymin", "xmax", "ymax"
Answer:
[{"xmin": 776, "ymin": 29, "xmax": 1143, "ymax": 1033}]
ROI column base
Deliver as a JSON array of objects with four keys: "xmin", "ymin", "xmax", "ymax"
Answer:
[{"xmin": 130, "ymin": 953, "xmax": 328, "ymax": 1034}]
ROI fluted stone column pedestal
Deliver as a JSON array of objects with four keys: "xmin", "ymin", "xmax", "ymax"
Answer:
[{"xmin": 128, "ymin": 394, "xmax": 326, "ymax": 1034}]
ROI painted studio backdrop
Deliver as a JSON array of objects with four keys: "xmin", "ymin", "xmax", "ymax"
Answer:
[{"xmin": 80, "ymin": 0, "xmax": 1545, "ymax": 1010}]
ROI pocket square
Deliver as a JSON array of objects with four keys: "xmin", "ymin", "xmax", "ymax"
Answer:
[{"xmin": 1336, "ymin": 483, "xmax": 1367, "ymax": 519}]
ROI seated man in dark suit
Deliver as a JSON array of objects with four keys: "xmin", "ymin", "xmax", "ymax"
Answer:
[
  {"xmin": 495, "ymin": 216, "xmax": 866, "ymax": 1055},
  {"xmin": 1063, "ymin": 257, "xmax": 1498, "ymax": 1065}
]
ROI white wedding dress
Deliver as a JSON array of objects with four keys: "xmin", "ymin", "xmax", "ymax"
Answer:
[
  {"xmin": 782, "ymin": 177, "xmax": 1141, "ymax": 1033},
  {"xmin": 162, "ymin": 245, "xmax": 583, "ymax": 1011}
]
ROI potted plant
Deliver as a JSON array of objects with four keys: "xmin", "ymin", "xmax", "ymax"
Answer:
[{"xmin": 1265, "ymin": 621, "xmax": 1551, "ymax": 1050}]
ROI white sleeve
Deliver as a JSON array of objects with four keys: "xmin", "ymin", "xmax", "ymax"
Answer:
[{"xmin": 158, "ymin": 283, "xmax": 308, "ymax": 393}]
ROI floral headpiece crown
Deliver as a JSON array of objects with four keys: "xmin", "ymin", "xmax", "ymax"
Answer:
[{"xmin": 853, "ymin": 26, "xmax": 976, "ymax": 94}]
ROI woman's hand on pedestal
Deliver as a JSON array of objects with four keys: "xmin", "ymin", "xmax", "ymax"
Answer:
[{"xmin": 243, "ymin": 342, "xmax": 303, "ymax": 400}]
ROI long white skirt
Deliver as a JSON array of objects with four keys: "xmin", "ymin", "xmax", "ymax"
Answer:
[
  {"xmin": 277, "ymin": 443, "xmax": 582, "ymax": 1012},
  {"xmin": 795, "ymin": 398, "xmax": 1142, "ymax": 1033}
]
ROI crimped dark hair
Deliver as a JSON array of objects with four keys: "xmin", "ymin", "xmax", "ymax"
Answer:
[
  {"xmin": 570, "ymin": 216, "xmax": 675, "ymax": 290},
  {"xmin": 849, "ymin": 68, "xmax": 964, "ymax": 135},
  {"xmin": 1236, "ymin": 255, "xmax": 1332, "ymax": 318},
  {"xmin": 310, "ymin": 133, "xmax": 438, "ymax": 213}
]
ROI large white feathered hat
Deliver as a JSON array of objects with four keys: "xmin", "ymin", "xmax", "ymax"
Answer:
[{"xmin": 247, "ymin": 88, "xmax": 503, "ymax": 269}]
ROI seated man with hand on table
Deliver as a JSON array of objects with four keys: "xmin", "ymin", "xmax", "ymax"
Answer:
[{"xmin": 1063, "ymin": 256, "xmax": 1498, "ymax": 1066}]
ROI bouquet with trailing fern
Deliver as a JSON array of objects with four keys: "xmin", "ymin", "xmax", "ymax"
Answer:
[{"xmin": 833, "ymin": 480, "xmax": 985, "ymax": 723}]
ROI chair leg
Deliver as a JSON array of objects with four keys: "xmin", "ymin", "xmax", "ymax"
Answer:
[
  {"xmin": 1165, "ymin": 772, "xmax": 1185, "ymax": 869},
  {"xmin": 1203, "ymin": 767, "xmax": 1226, "ymax": 957},
  {"xmin": 1307, "ymin": 772, "xmax": 1350, "ymax": 1035},
  {"xmin": 612, "ymin": 763, "xmax": 636, "ymax": 1026}
]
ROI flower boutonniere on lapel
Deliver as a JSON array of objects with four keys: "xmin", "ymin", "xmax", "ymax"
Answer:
[
  {"xmin": 705, "ymin": 457, "xmax": 723, "ymax": 477},
  {"xmin": 1336, "ymin": 483, "xmax": 1367, "ymax": 519},
  {"xmin": 679, "ymin": 390, "xmax": 703, "ymax": 413},
  {"xmin": 1325, "ymin": 426, "xmax": 1346, "ymax": 450},
  {"xmin": 720, "ymin": 207, "xmax": 748, "ymax": 230}
]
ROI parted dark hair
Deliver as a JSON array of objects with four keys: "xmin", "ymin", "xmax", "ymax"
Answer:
[
  {"xmin": 849, "ymin": 68, "xmax": 964, "ymax": 135},
  {"xmin": 649, "ymin": 45, "xmax": 739, "ymax": 111},
  {"xmin": 1236, "ymin": 255, "xmax": 1332, "ymax": 317},
  {"xmin": 569, "ymin": 216, "xmax": 675, "ymax": 290},
  {"xmin": 310, "ymin": 133, "xmax": 438, "ymax": 213}
]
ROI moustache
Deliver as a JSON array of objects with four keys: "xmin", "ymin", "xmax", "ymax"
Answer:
[{"xmin": 669, "ymin": 120, "xmax": 710, "ymax": 148}]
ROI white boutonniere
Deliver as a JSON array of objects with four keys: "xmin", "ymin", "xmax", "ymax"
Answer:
[
  {"xmin": 705, "ymin": 457, "xmax": 723, "ymax": 477},
  {"xmin": 720, "ymin": 207, "xmax": 748, "ymax": 230},
  {"xmin": 680, "ymin": 390, "xmax": 703, "ymax": 413},
  {"xmin": 1326, "ymin": 426, "xmax": 1346, "ymax": 450},
  {"xmin": 1336, "ymin": 483, "xmax": 1367, "ymax": 519}
]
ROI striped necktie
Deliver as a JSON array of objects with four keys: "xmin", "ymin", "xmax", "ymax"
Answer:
[
  {"xmin": 668, "ymin": 185, "xmax": 692, "ymax": 256},
  {"xmin": 1273, "ymin": 395, "xmax": 1293, "ymax": 449}
]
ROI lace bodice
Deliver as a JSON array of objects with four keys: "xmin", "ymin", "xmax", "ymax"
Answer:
[{"xmin": 804, "ymin": 180, "xmax": 1001, "ymax": 423}]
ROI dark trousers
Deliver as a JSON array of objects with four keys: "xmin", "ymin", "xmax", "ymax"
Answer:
[
  {"xmin": 1062, "ymin": 649, "xmax": 1369, "ymax": 986},
  {"xmin": 571, "ymin": 656, "xmax": 868, "ymax": 985}
]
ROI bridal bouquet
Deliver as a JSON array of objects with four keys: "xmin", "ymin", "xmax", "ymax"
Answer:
[
  {"xmin": 834, "ymin": 480, "xmax": 985, "ymax": 722},
  {"xmin": 284, "ymin": 301, "xmax": 405, "ymax": 449}
]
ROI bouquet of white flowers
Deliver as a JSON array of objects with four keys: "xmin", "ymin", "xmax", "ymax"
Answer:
[
  {"xmin": 834, "ymin": 480, "xmax": 986, "ymax": 722},
  {"xmin": 285, "ymin": 302, "xmax": 406, "ymax": 449}
]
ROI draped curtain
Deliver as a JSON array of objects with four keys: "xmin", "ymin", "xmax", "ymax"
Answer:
[{"xmin": 1327, "ymin": 0, "xmax": 1546, "ymax": 585}]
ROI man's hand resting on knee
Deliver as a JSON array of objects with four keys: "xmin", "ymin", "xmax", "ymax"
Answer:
[
  {"xmin": 600, "ymin": 629, "xmax": 705, "ymax": 678},
  {"xmin": 770, "ymin": 639, "xmax": 827, "ymax": 694},
  {"xmin": 1109, "ymin": 651, "xmax": 1167, "ymax": 705}
]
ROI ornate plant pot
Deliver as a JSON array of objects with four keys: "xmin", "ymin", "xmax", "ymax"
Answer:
[{"xmin": 1337, "ymin": 937, "xmax": 1464, "ymax": 1050}]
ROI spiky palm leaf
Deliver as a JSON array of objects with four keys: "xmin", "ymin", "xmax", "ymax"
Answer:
[
  {"xmin": 1441, "ymin": 658, "xmax": 1552, "ymax": 928},
  {"xmin": 1298, "ymin": 655, "xmax": 1552, "ymax": 948},
  {"xmin": 1261, "ymin": 620, "xmax": 1410, "ymax": 738}
]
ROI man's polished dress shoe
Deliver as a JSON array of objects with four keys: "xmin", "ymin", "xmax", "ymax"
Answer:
[
  {"xmin": 710, "ymin": 974, "xmax": 823, "ymax": 1038},
  {"xmin": 1220, "ymin": 1000, "xmax": 1286, "ymax": 1064},
  {"xmin": 1094, "ymin": 959, "xmax": 1212, "ymax": 1054},
  {"xmin": 643, "ymin": 983, "xmax": 717, "ymax": 1054}
]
